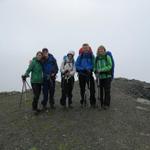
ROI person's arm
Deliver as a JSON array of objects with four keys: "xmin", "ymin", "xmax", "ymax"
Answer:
[
  {"xmin": 22, "ymin": 60, "xmax": 34, "ymax": 81},
  {"xmin": 55, "ymin": 60, "xmax": 59, "ymax": 74},
  {"xmin": 51, "ymin": 55, "xmax": 59, "ymax": 76},
  {"xmin": 53, "ymin": 57, "xmax": 59, "ymax": 74},
  {"xmin": 85, "ymin": 55, "xmax": 95, "ymax": 72},
  {"xmin": 24, "ymin": 60, "xmax": 34, "ymax": 76},
  {"xmin": 101, "ymin": 55, "xmax": 112, "ymax": 72},
  {"xmin": 93, "ymin": 57, "xmax": 97, "ymax": 73},
  {"xmin": 75, "ymin": 56, "xmax": 83, "ymax": 72},
  {"xmin": 92, "ymin": 55, "xmax": 95, "ymax": 72},
  {"xmin": 60, "ymin": 61, "xmax": 65, "ymax": 74},
  {"xmin": 70, "ymin": 62, "xmax": 76, "ymax": 76}
]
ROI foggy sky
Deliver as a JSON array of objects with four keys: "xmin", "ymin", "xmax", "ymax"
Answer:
[{"xmin": 0, "ymin": 0, "xmax": 150, "ymax": 91}]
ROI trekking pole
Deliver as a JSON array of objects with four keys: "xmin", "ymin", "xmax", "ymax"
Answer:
[
  {"xmin": 19, "ymin": 81, "xmax": 25, "ymax": 108},
  {"xmin": 24, "ymin": 81, "xmax": 27, "ymax": 102},
  {"xmin": 83, "ymin": 74, "xmax": 90, "ymax": 108},
  {"xmin": 19, "ymin": 80, "xmax": 32, "ymax": 108},
  {"xmin": 25, "ymin": 80, "xmax": 32, "ymax": 90},
  {"xmin": 65, "ymin": 75, "xmax": 71, "ymax": 108},
  {"xmin": 96, "ymin": 73, "xmax": 101, "ymax": 109},
  {"xmin": 83, "ymin": 83, "xmax": 87, "ymax": 108}
]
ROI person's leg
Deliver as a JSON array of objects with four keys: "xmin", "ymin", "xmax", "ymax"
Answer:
[
  {"xmin": 49, "ymin": 79, "xmax": 56, "ymax": 107},
  {"xmin": 41, "ymin": 79, "xmax": 49, "ymax": 108},
  {"xmin": 68, "ymin": 77, "xmax": 74, "ymax": 106},
  {"xmin": 60, "ymin": 78, "xmax": 67, "ymax": 106},
  {"xmin": 104, "ymin": 78, "xmax": 111, "ymax": 107},
  {"xmin": 89, "ymin": 75, "xmax": 96, "ymax": 107},
  {"xmin": 31, "ymin": 83, "xmax": 41, "ymax": 110},
  {"xmin": 79, "ymin": 74, "xmax": 86, "ymax": 105}
]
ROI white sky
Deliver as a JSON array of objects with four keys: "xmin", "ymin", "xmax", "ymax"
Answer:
[{"xmin": 0, "ymin": 0, "xmax": 150, "ymax": 91}]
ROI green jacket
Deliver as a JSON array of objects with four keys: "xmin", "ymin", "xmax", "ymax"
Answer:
[
  {"xmin": 94, "ymin": 54, "xmax": 112, "ymax": 79},
  {"xmin": 25, "ymin": 57, "xmax": 43, "ymax": 83}
]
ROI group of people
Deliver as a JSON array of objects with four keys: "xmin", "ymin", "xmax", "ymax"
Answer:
[{"xmin": 22, "ymin": 43, "xmax": 114, "ymax": 114}]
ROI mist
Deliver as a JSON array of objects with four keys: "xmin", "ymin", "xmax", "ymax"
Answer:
[{"xmin": 0, "ymin": 0, "xmax": 150, "ymax": 91}]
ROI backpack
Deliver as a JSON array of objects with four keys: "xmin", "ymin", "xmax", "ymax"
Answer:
[{"xmin": 95, "ymin": 51, "xmax": 115, "ymax": 79}]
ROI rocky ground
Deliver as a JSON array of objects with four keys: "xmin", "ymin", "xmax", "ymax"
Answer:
[{"xmin": 0, "ymin": 78, "xmax": 150, "ymax": 150}]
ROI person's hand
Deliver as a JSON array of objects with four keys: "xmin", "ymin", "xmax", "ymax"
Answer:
[
  {"xmin": 64, "ymin": 70, "xmax": 69, "ymax": 74},
  {"xmin": 84, "ymin": 69, "xmax": 91, "ymax": 75},
  {"xmin": 21, "ymin": 75, "xmax": 27, "ymax": 81},
  {"xmin": 95, "ymin": 70, "xmax": 101, "ymax": 73},
  {"xmin": 86, "ymin": 70, "xmax": 91, "ymax": 74},
  {"xmin": 51, "ymin": 73, "xmax": 56, "ymax": 80},
  {"xmin": 94, "ymin": 70, "xmax": 97, "ymax": 74},
  {"xmin": 51, "ymin": 73, "xmax": 56, "ymax": 77}
]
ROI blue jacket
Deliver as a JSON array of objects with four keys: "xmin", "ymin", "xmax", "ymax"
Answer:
[
  {"xmin": 75, "ymin": 52, "xmax": 95, "ymax": 73},
  {"xmin": 42, "ymin": 54, "xmax": 58, "ymax": 76}
]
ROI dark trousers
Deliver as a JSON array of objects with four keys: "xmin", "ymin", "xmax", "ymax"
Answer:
[
  {"xmin": 100, "ymin": 78, "xmax": 111, "ymax": 107},
  {"xmin": 60, "ymin": 76, "xmax": 74, "ymax": 106},
  {"xmin": 79, "ymin": 74, "xmax": 96, "ymax": 105},
  {"xmin": 42, "ymin": 78, "xmax": 56, "ymax": 107},
  {"xmin": 31, "ymin": 83, "xmax": 41, "ymax": 110}
]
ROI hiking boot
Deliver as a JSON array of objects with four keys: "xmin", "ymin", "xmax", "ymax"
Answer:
[
  {"xmin": 90, "ymin": 104, "xmax": 96, "ymax": 109},
  {"xmin": 81, "ymin": 103, "xmax": 85, "ymax": 108},
  {"xmin": 32, "ymin": 109, "xmax": 41, "ymax": 115},
  {"xmin": 36, "ymin": 109, "xmax": 41, "ymax": 113},
  {"xmin": 69, "ymin": 104, "xmax": 74, "ymax": 109},
  {"xmin": 62, "ymin": 105, "xmax": 67, "ymax": 109},
  {"xmin": 41, "ymin": 106, "xmax": 48, "ymax": 111},
  {"xmin": 50, "ymin": 104, "xmax": 56, "ymax": 109},
  {"xmin": 103, "ymin": 105, "xmax": 109, "ymax": 110}
]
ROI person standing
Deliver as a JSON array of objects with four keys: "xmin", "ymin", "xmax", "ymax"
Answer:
[
  {"xmin": 22, "ymin": 51, "xmax": 43, "ymax": 113},
  {"xmin": 94, "ymin": 45, "xmax": 113, "ymax": 109},
  {"xmin": 41, "ymin": 48, "xmax": 58, "ymax": 110},
  {"xmin": 76, "ymin": 43, "xmax": 96, "ymax": 108},
  {"xmin": 60, "ymin": 51, "xmax": 76, "ymax": 108}
]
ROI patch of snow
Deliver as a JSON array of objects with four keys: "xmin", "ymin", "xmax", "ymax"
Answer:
[
  {"xmin": 137, "ymin": 98, "xmax": 150, "ymax": 105},
  {"xmin": 136, "ymin": 106, "xmax": 149, "ymax": 112}
]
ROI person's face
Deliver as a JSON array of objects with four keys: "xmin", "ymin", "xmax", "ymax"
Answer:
[
  {"xmin": 36, "ymin": 53, "xmax": 43, "ymax": 61},
  {"xmin": 98, "ymin": 48, "xmax": 105, "ymax": 55},
  {"xmin": 68, "ymin": 54, "xmax": 73, "ymax": 60},
  {"xmin": 42, "ymin": 51, "xmax": 49, "ymax": 58},
  {"xmin": 82, "ymin": 45, "xmax": 90, "ymax": 53}
]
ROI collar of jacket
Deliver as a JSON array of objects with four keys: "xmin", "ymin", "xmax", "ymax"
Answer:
[{"xmin": 81, "ymin": 52, "xmax": 93, "ymax": 58}]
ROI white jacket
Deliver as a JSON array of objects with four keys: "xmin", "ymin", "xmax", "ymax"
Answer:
[{"xmin": 60, "ymin": 57, "xmax": 76, "ymax": 77}]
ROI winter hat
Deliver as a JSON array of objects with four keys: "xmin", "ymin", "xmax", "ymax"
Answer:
[{"xmin": 67, "ymin": 51, "xmax": 75, "ymax": 57}]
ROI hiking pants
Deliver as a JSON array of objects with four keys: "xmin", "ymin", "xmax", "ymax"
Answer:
[
  {"xmin": 31, "ymin": 83, "xmax": 41, "ymax": 110},
  {"xmin": 79, "ymin": 74, "xmax": 96, "ymax": 105},
  {"xmin": 100, "ymin": 78, "xmax": 112, "ymax": 107},
  {"xmin": 42, "ymin": 78, "xmax": 56, "ymax": 107},
  {"xmin": 60, "ymin": 76, "xmax": 74, "ymax": 106}
]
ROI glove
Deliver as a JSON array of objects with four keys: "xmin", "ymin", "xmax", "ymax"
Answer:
[
  {"xmin": 85, "ymin": 70, "xmax": 91, "ymax": 75},
  {"xmin": 21, "ymin": 75, "xmax": 27, "ymax": 81},
  {"xmin": 51, "ymin": 73, "xmax": 56, "ymax": 80},
  {"xmin": 64, "ymin": 70, "xmax": 69, "ymax": 74},
  {"xmin": 95, "ymin": 70, "xmax": 101, "ymax": 74},
  {"xmin": 94, "ymin": 70, "xmax": 97, "ymax": 74}
]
